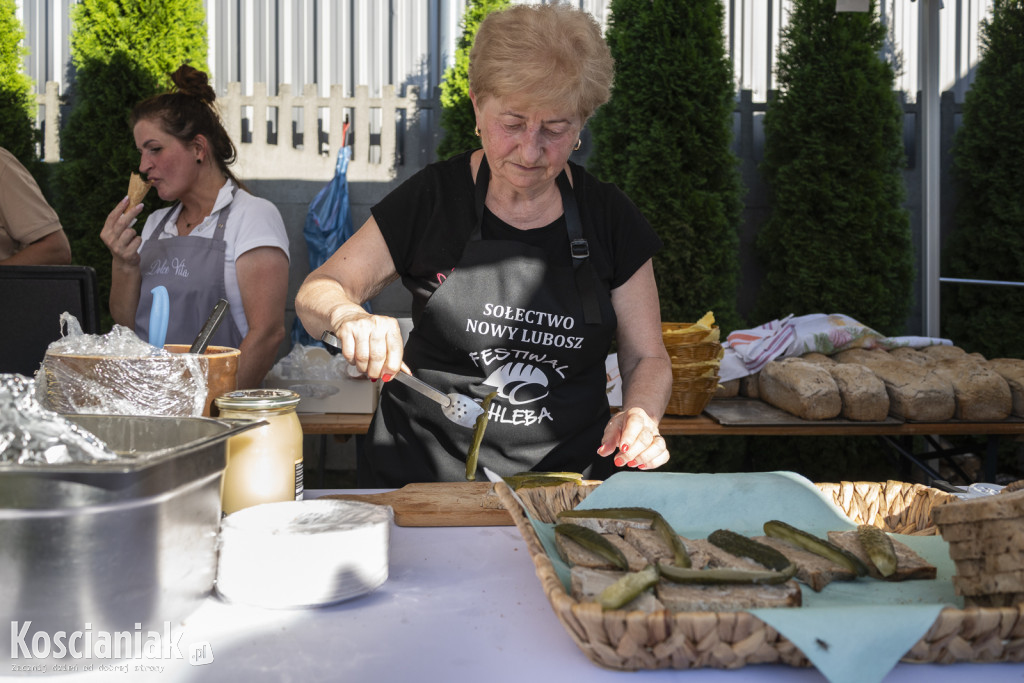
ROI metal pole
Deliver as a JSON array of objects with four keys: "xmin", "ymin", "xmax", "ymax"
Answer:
[{"xmin": 921, "ymin": 0, "xmax": 942, "ymax": 338}]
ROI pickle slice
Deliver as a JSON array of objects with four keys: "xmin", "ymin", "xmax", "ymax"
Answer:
[
  {"xmin": 558, "ymin": 507, "xmax": 690, "ymax": 568},
  {"xmin": 598, "ymin": 564, "xmax": 659, "ymax": 610},
  {"xmin": 554, "ymin": 523, "xmax": 629, "ymax": 570},
  {"xmin": 503, "ymin": 472, "xmax": 583, "ymax": 490},
  {"xmin": 465, "ymin": 391, "xmax": 497, "ymax": 481},
  {"xmin": 857, "ymin": 524, "xmax": 898, "ymax": 577},
  {"xmin": 764, "ymin": 519, "xmax": 868, "ymax": 576},
  {"xmin": 658, "ymin": 562, "xmax": 796, "ymax": 585},
  {"xmin": 708, "ymin": 529, "xmax": 792, "ymax": 573}
]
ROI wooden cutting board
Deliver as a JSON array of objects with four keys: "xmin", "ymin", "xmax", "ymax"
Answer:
[{"xmin": 317, "ymin": 482, "xmax": 513, "ymax": 527}]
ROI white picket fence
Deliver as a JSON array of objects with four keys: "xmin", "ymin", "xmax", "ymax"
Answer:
[{"xmin": 35, "ymin": 81, "xmax": 431, "ymax": 183}]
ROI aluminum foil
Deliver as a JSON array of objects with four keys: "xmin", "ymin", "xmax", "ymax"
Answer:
[{"xmin": 0, "ymin": 374, "xmax": 117, "ymax": 464}]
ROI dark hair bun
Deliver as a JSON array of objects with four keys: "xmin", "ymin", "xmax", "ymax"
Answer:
[{"xmin": 171, "ymin": 64, "xmax": 216, "ymax": 104}]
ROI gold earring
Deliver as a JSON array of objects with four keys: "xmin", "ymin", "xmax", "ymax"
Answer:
[
  {"xmin": 475, "ymin": 127, "xmax": 481, "ymax": 137},
  {"xmin": 574, "ymin": 139, "xmax": 582, "ymax": 151}
]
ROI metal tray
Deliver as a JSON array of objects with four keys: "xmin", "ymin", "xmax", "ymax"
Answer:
[{"xmin": 0, "ymin": 415, "xmax": 261, "ymax": 658}]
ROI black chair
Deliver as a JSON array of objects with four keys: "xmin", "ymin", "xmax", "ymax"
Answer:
[{"xmin": 0, "ymin": 265, "xmax": 102, "ymax": 377}]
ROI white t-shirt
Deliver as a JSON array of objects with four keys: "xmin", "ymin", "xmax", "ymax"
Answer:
[{"xmin": 138, "ymin": 180, "xmax": 289, "ymax": 337}]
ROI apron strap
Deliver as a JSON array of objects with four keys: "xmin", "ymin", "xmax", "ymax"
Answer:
[
  {"xmin": 154, "ymin": 205, "xmax": 176, "ymax": 233},
  {"xmin": 213, "ymin": 202, "xmax": 232, "ymax": 241},
  {"xmin": 556, "ymin": 171, "xmax": 602, "ymax": 326},
  {"xmin": 471, "ymin": 158, "xmax": 490, "ymax": 240},
  {"xmin": 473, "ymin": 155, "xmax": 602, "ymax": 325}
]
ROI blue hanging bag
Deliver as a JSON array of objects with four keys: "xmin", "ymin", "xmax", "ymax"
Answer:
[{"xmin": 291, "ymin": 135, "xmax": 368, "ymax": 347}]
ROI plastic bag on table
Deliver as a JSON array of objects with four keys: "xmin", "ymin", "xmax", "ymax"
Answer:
[
  {"xmin": 34, "ymin": 313, "xmax": 208, "ymax": 417},
  {"xmin": 268, "ymin": 344, "xmax": 364, "ymax": 382}
]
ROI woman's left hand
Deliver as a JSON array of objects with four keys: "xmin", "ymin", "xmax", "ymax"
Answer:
[{"xmin": 597, "ymin": 407, "xmax": 669, "ymax": 470}]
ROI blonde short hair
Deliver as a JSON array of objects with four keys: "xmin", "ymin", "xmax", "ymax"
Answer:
[{"xmin": 468, "ymin": 4, "xmax": 614, "ymax": 122}]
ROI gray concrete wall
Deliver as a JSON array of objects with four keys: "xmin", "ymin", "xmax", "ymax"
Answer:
[{"xmin": 247, "ymin": 177, "xmax": 414, "ymax": 364}]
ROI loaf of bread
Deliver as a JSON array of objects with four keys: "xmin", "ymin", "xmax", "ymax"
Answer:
[
  {"xmin": 834, "ymin": 348, "xmax": 955, "ymax": 421},
  {"xmin": 920, "ymin": 344, "xmax": 968, "ymax": 361},
  {"xmin": 986, "ymin": 358, "xmax": 1024, "ymax": 417},
  {"xmin": 826, "ymin": 362, "xmax": 890, "ymax": 421},
  {"xmin": 929, "ymin": 358, "xmax": 1011, "ymax": 421},
  {"xmin": 832, "ymin": 347, "xmax": 894, "ymax": 366},
  {"xmin": 740, "ymin": 372, "xmax": 760, "ymax": 399},
  {"xmin": 714, "ymin": 379, "xmax": 740, "ymax": 398},
  {"xmin": 759, "ymin": 358, "xmax": 842, "ymax": 420},
  {"xmin": 888, "ymin": 346, "xmax": 931, "ymax": 365}
]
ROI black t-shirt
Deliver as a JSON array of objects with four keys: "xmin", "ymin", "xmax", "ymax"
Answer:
[{"xmin": 372, "ymin": 151, "xmax": 662, "ymax": 323}]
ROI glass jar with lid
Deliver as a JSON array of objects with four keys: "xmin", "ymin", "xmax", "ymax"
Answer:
[{"xmin": 214, "ymin": 388, "xmax": 303, "ymax": 515}]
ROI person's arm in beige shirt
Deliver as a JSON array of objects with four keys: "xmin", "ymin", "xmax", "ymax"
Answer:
[{"xmin": 0, "ymin": 229, "xmax": 72, "ymax": 266}]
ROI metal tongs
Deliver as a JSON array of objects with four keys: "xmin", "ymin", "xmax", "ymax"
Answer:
[{"xmin": 320, "ymin": 331, "xmax": 484, "ymax": 429}]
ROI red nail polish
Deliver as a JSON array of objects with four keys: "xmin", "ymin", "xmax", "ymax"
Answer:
[
  {"xmin": 382, "ymin": 374, "xmax": 392, "ymax": 382},
  {"xmin": 638, "ymin": 464, "xmax": 648, "ymax": 470},
  {"xmin": 370, "ymin": 378, "xmax": 377, "ymax": 383},
  {"xmin": 626, "ymin": 460, "xmax": 637, "ymax": 468},
  {"xmin": 614, "ymin": 457, "xmax": 625, "ymax": 467},
  {"xmin": 620, "ymin": 444, "xmax": 629, "ymax": 453}
]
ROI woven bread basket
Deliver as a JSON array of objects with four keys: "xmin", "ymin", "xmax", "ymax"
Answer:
[
  {"xmin": 666, "ymin": 387, "xmax": 717, "ymax": 416},
  {"xmin": 670, "ymin": 362, "xmax": 720, "ymax": 382},
  {"xmin": 666, "ymin": 342, "xmax": 724, "ymax": 363},
  {"xmin": 495, "ymin": 479, "xmax": 1024, "ymax": 671},
  {"xmin": 662, "ymin": 322, "xmax": 720, "ymax": 346}
]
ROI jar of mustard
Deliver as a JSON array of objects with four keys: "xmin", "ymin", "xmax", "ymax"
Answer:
[{"xmin": 214, "ymin": 388, "xmax": 303, "ymax": 515}]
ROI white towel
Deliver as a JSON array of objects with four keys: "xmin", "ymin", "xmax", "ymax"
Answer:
[{"xmin": 719, "ymin": 313, "xmax": 951, "ymax": 382}]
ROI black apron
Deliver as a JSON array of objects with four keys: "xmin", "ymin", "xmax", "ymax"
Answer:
[
  {"xmin": 135, "ymin": 202, "xmax": 243, "ymax": 348},
  {"xmin": 361, "ymin": 157, "xmax": 618, "ymax": 487}
]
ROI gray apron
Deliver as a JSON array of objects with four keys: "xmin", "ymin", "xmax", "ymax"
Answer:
[{"xmin": 135, "ymin": 202, "xmax": 242, "ymax": 348}]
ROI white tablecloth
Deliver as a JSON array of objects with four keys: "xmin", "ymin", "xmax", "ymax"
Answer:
[{"xmin": 4, "ymin": 490, "xmax": 1022, "ymax": 683}]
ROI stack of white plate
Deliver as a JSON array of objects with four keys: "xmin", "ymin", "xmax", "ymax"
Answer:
[{"xmin": 216, "ymin": 498, "xmax": 392, "ymax": 609}]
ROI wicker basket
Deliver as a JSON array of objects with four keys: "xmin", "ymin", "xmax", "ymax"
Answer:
[
  {"xmin": 495, "ymin": 479, "xmax": 1024, "ymax": 671},
  {"xmin": 670, "ymin": 362, "xmax": 720, "ymax": 382},
  {"xmin": 662, "ymin": 322, "xmax": 720, "ymax": 345},
  {"xmin": 666, "ymin": 387, "xmax": 717, "ymax": 416},
  {"xmin": 665, "ymin": 342, "xmax": 724, "ymax": 363}
]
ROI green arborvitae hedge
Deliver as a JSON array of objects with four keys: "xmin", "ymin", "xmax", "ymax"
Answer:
[
  {"xmin": 756, "ymin": 0, "xmax": 913, "ymax": 336},
  {"xmin": 435, "ymin": 0, "xmax": 509, "ymax": 161},
  {"xmin": 589, "ymin": 0, "xmax": 742, "ymax": 332},
  {"xmin": 0, "ymin": 0, "xmax": 40, "ymax": 166},
  {"xmin": 54, "ymin": 0, "xmax": 208, "ymax": 330},
  {"xmin": 942, "ymin": 0, "xmax": 1024, "ymax": 360}
]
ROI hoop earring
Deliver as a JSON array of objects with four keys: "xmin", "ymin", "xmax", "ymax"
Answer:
[
  {"xmin": 474, "ymin": 127, "xmax": 481, "ymax": 137},
  {"xmin": 574, "ymin": 139, "xmax": 581, "ymax": 151}
]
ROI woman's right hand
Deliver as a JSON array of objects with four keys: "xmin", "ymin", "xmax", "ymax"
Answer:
[
  {"xmin": 100, "ymin": 197, "xmax": 145, "ymax": 267},
  {"xmin": 328, "ymin": 309, "xmax": 406, "ymax": 381}
]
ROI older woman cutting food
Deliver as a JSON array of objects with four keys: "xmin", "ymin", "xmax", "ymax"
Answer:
[{"xmin": 296, "ymin": 4, "xmax": 671, "ymax": 486}]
